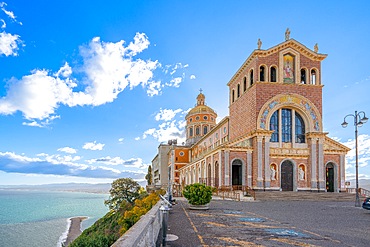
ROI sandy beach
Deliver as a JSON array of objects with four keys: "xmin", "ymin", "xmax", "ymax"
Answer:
[{"xmin": 63, "ymin": 216, "xmax": 88, "ymax": 246}]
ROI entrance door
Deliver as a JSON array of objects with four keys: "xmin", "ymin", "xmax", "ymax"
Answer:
[
  {"xmin": 281, "ymin": 161, "xmax": 293, "ymax": 191},
  {"xmin": 326, "ymin": 163, "xmax": 334, "ymax": 192},
  {"xmin": 232, "ymin": 160, "xmax": 242, "ymax": 187}
]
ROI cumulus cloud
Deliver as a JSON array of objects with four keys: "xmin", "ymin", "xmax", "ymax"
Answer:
[
  {"xmin": 83, "ymin": 141, "xmax": 105, "ymax": 151},
  {"xmin": 190, "ymin": 75, "xmax": 196, "ymax": 79},
  {"xmin": 118, "ymin": 138, "xmax": 124, "ymax": 144},
  {"xmin": 0, "ymin": 31, "xmax": 22, "ymax": 56},
  {"xmin": 155, "ymin": 108, "xmax": 183, "ymax": 121},
  {"xmin": 0, "ymin": 151, "xmax": 144, "ymax": 179},
  {"xmin": 339, "ymin": 134, "xmax": 370, "ymax": 181},
  {"xmin": 57, "ymin": 147, "xmax": 78, "ymax": 154},
  {"xmin": 0, "ymin": 33, "xmax": 188, "ymax": 126}
]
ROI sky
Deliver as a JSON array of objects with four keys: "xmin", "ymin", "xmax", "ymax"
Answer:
[{"xmin": 0, "ymin": 1, "xmax": 369, "ymax": 186}]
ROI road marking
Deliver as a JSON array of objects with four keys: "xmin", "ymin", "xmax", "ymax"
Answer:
[
  {"xmin": 271, "ymin": 238, "xmax": 318, "ymax": 247},
  {"xmin": 217, "ymin": 237, "xmax": 265, "ymax": 247},
  {"xmin": 180, "ymin": 201, "xmax": 208, "ymax": 247}
]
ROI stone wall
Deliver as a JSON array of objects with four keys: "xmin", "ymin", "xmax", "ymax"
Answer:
[{"xmin": 111, "ymin": 200, "xmax": 163, "ymax": 247}]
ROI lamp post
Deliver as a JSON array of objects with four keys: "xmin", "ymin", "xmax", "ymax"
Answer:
[{"xmin": 341, "ymin": 111, "xmax": 368, "ymax": 207}]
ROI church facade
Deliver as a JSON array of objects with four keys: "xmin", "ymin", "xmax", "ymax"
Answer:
[{"xmin": 155, "ymin": 31, "xmax": 349, "ymax": 193}]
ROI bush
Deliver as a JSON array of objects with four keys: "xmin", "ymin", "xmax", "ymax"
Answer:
[{"xmin": 182, "ymin": 183, "xmax": 213, "ymax": 205}]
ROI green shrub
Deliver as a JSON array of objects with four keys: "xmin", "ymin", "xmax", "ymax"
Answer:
[{"xmin": 183, "ymin": 183, "xmax": 213, "ymax": 205}]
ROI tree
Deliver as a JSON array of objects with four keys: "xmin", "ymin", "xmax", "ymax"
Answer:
[
  {"xmin": 104, "ymin": 178, "xmax": 141, "ymax": 211},
  {"xmin": 145, "ymin": 165, "xmax": 153, "ymax": 185}
]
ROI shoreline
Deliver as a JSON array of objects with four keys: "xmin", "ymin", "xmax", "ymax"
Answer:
[{"xmin": 62, "ymin": 216, "xmax": 88, "ymax": 246}]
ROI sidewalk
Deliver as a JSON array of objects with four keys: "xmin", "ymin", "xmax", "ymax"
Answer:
[{"xmin": 166, "ymin": 198, "xmax": 202, "ymax": 247}]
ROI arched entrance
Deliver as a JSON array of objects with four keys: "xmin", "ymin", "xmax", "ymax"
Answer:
[
  {"xmin": 326, "ymin": 163, "xmax": 335, "ymax": 192},
  {"xmin": 232, "ymin": 159, "xmax": 242, "ymax": 187},
  {"xmin": 281, "ymin": 160, "xmax": 293, "ymax": 191}
]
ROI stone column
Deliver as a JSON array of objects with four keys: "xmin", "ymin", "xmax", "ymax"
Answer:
[
  {"xmin": 224, "ymin": 150, "xmax": 230, "ymax": 186},
  {"xmin": 340, "ymin": 154, "xmax": 346, "ymax": 192},
  {"xmin": 310, "ymin": 137, "xmax": 317, "ymax": 191},
  {"xmin": 218, "ymin": 151, "xmax": 222, "ymax": 187},
  {"xmin": 317, "ymin": 137, "xmax": 325, "ymax": 191},
  {"xmin": 264, "ymin": 137, "xmax": 271, "ymax": 189},
  {"xmin": 210, "ymin": 154, "xmax": 214, "ymax": 187},
  {"xmin": 257, "ymin": 136, "xmax": 263, "ymax": 188},
  {"xmin": 246, "ymin": 150, "xmax": 252, "ymax": 188}
]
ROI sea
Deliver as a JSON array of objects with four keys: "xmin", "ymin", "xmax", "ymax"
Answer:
[{"xmin": 0, "ymin": 189, "xmax": 109, "ymax": 247}]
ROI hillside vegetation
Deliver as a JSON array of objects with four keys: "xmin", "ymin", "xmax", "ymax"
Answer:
[{"xmin": 68, "ymin": 178, "xmax": 163, "ymax": 247}]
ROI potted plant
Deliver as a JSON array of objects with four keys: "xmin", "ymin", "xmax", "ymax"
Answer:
[{"xmin": 182, "ymin": 183, "xmax": 213, "ymax": 210}]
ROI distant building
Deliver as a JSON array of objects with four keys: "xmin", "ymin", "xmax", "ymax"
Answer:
[{"xmin": 153, "ymin": 31, "xmax": 350, "ymax": 193}]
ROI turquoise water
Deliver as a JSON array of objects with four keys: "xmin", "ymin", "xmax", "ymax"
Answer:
[{"xmin": 0, "ymin": 190, "xmax": 109, "ymax": 247}]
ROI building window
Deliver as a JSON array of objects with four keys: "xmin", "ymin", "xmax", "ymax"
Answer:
[
  {"xmin": 203, "ymin": 126, "xmax": 208, "ymax": 135},
  {"xmin": 250, "ymin": 70, "xmax": 254, "ymax": 86},
  {"xmin": 270, "ymin": 67, "xmax": 277, "ymax": 82},
  {"xmin": 189, "ymin": 127, "xmax": 193, "ymax": 137},
  {"xmin": 179, "ymin": 151, "xmax": 185, "ymax": 156},
  {"xmin": 237, "ymin": 84, "xmax": 240, "ymax": 97},
  {"xmin": 260, "ymin": 66, "xmax": 265, "ymax": 82},
  {"xmin": 282, "ymin": 109, "xmax": 292, "ymax": 142},
  {"xmin": 270, "ymin": 111, "xmax": 279, "ymax": 142},
  {"xmin": 311, "ymin": 69, "xmax": 316, "ymax": 85},
  {"xmin": 243, "ymin": 77, "xmax": 247, "ymax": 92},
  {"xmin": 196, "ymin": 126, "xmax": 200, "ymax": 135},
  {"xmin": 216, "ymin": 133, "xmax": 219, "ymax": 139},
  {"xmin": 295, "ymin": 113, "xmax": 305, "ymax": 143},
  {"xmin": 300, "ymin": 69, "xmax": 306, "ymax": 84},
  {"xmin": 224, "ymin": 126, "xmax": 227, "ymax": 134},
  {"xmin": 189, "ymin": 118, "xmax": 192, "ymax": 122},
  {"xmin": 269, "ymin": 108, "xmax": 306, "ymax": 143},
  {"xmin": 203, "ymin": 116, "xmax": 208, "ymax": 120},
  {"xmin": 196, "ymin": 116, "xmax": 200, "ymax": 120},
  {"xmin": 232, "ymin": 89, "xmax": 235, "ymax": 102}
]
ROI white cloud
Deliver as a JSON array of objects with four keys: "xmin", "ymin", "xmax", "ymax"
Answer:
[
  {"xmin": 190, "ymin": 75, "xmax": 196, "ymax": 79},
  {"xmin": 166, "ymin": 76, "xmax": 183, "ymax": 88},
  {"xmin": 143, "ymin": 120, "xmax": 186, "ymax": 143},
  {"xmin": 1, "ymin": 19, "xmax": 5, "ymax": 28},
  {"xmin": 341, "ymin": 134, "xmax": 370, "ymax": 178},
  {"xmin": 86, "ymin": 157, "xmax": 146, "ymax": 168},
  {"xmin": 83, "ymin": 141, "xmax": 105, "ymax": 151},
  {"xmin": 155, "ymin": 108, "xmax": 183, "ymax": 121},
  {"xmin": 118, "ymin": 138, "xmax": 124, "ymax": 144},
  {"xmin": 134, "ymin": 137, "xmax": 141, "ymax": 141},
  {"xmin": 0, "ymin": 31, "xmax": 21, "ymax": 56},
  {"xmin": 57, "ymin": 147, "xmax": 78, "ymax": 154}
]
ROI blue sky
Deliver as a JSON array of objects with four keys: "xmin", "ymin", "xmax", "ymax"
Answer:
[{"xmin": 0, "ymin": 1, "xmax": 369, "ymax": 186}]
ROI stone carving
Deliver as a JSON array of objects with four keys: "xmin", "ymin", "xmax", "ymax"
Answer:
[
  {"xmin": 285, "ymin": 28, "xmax": 290, "ymax": 41},
  {"xmin": 257, "ymin": 38, "xmax": 262, "ymax": 49},
  {"xmin": 270, "ymin": 165, "xmax": 276, "ymax": 180},
  {"xmin": 314, "ymin": 43, "xmax": 319, "ymax": 53},
  {"xmin": 299, "ymin": 166, "xmax": 305, "ymax": 180}
]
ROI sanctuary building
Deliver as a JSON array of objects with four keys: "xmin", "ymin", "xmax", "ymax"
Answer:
[{"xmin": 152, "ymin": 30, "xmax": 349, "ymax": 193}]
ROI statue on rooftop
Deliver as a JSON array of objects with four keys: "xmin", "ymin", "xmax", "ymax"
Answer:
[
  {"xmin": 285, "ymin": 28, "xmax": 290, "ymax": 41},
  {"xmin": 314, "ymin": 43, "xmax": 319, "ymax": 53},
  {"xmin": 257, "ymin": 38, "xmax": 262, "ymax": 49}
]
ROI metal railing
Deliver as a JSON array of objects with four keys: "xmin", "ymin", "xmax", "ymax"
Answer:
[{"xmin": 346, "ymin": 188, "xmax": 370, "ymax": 197}]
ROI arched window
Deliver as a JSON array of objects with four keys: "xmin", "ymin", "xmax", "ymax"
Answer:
[
  {"xmin": 237, "ymin": 84, "xmax": 240, "ymax": 97},
  {"xmin": 196, "ymin": 126, "xmax": 200, "ymax": 135},
  {"xmin": 269, "ymin": 108, "xmax": 306, "ymax": 143},
  {"xmin": 281, "ymin": 109, "xmax": 292, "ymax": 142},
  {"xmin": 270, "ymin": 67, "xmax": 277, "ymax": 82},
  {"xmin": 260, "ymin": 66, "xmax": 265, "ymax": 82},
  {"xmin": 295, "ymin": 113, "xmax": 305, "ymax": 143},
  {"xmin": 189, "ymin": 127, "xmax": 193, "ymax": 137},
  {"xmin": 203, "ymin": 125, "xmax": 208, "ymax": 135},
  {"xmin": 232, "ymin": 89, "xmax": 235, "ymax": 102},
  {"xmin": 270, "ymin": 111, "xmax": 279, "ymax": 142},
  {"xmin": 301, "ymin": 69, "xmax": 307, "ymax": 84},
  {"xmin": 250, "ymin": 70, "xmax": 254, "ymax": 86},
  {"xmin": 243, "ymin": 77, "xmax": 247, "ymax": 92},
  {"xmin": 310, "ymin": 69, "xmax": 316, "ymax": 84}
]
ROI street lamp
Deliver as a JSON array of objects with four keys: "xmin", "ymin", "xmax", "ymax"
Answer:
[{"xmin": 341, "ymin": 111, "xmax": 368, "ymax": 207}]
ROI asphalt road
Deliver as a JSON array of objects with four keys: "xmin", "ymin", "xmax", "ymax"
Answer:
[{"xmin": 167, "ymin": 198, "xmax": 370, "ymax": 247}]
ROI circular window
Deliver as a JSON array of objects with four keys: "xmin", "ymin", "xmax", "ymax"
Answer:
[
  {"xmin": 179, "ymin": 151, "xmax": 184, "ymax": 156},
  {"xmin": 196, "ymin": 116, "xmax": 200, "ymax": 120},
  {"xmin": 211, "ymin": 117, "xmax": 214, "ymax": 121},
  {"xmin": 189, "ymin": 118, "xmax": 192, "ymax": 122},
  {"xmin": 203, "ymin": 116, "xmax": 208, "ymax": 120}
]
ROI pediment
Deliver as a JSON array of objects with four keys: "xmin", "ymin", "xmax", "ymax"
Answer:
[{"xmin": 324, "ymin": 136, "xmax": 351, "ymax": 154}]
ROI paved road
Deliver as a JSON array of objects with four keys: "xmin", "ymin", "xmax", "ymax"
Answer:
[{"xmin": 167, "ymin": 198, "xmax": 370, "ymax": 247}]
